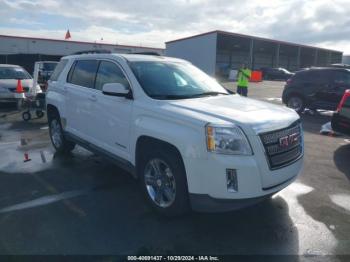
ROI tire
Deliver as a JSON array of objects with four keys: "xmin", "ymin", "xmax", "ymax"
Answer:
[
  {"xmin": 22, "ymin": 111, "xmax": 31, "ymax": 121},
  {"xmin": 287, "ymin": 95, "xmax": 305, "ymax": 114},
  {"xmin": 36, "ymin": 110, "xmax": 44, "ymax": 118},
  {"xmin": 48, "ymin": 112, "xmax": 75, "ymax": 153},
  {"xmin": 138, "ymin": 147, "xmax": 190, "ymax": 216}
]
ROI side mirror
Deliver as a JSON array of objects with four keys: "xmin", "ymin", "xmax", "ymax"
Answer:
[{"xmin": 102, "ymin": 83, "xmax": 131, "ymax": 98}]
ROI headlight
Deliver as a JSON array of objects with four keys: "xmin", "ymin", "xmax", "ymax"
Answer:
[{"xmin": 206, "ymin": 124, "xmax": 252, "ymax": 155}]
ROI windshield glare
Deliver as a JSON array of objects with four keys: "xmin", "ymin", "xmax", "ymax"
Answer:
[
  {"xmin": 280, "ymin": 68, "xmax": 291, "ymax": 74},
  {"xmin": 0, "ymin": 67, "xmax": 32, "ymax": 80},
  {"xmin": 130, "ymin": 61, "xmax": 228, "ymax": 99}
]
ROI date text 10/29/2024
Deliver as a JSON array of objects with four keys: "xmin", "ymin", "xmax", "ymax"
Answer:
[{"xmin": 127, "ymin": 256, "xmax": 219, "ymax": 261}]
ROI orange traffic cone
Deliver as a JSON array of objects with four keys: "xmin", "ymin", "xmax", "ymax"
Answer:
[
  {"xmin": 16, "ymin": 79, "xmax": 24, "ymax": 93},
  {"xmin": 23, "ymin": 152, "xmax": 31, "ymax": 162}
]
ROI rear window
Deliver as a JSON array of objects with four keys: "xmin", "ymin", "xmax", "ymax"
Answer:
[
  {"xmin": 293, "ymin": 70, "xmax": 330, "ymax": 83},
  {"xmin": 50, "ymin": 60, "xmax": 68, "ymax": 81},
  {"xmin": 67, "ymin": 60, "xmax": 99, "ymax": 88},
  {"xmin": 0, "ymin": 67, "xmax": 31, "ymax": 80}
]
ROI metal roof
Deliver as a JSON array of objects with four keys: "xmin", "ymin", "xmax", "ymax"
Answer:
[
  {"xmin": 0, "ymin": 34, "xmax": 164, "ymax": 51},
  {"xmin": 166, "ymin": 30, "xmax": 343, "ymax": 53}
]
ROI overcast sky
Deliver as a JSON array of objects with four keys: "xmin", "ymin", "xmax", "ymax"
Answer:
[{"xmin": 1, "ymin": 0, "xmax": 350, "ymax": 54}]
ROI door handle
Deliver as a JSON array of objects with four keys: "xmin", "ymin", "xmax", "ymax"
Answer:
[{"xmin": 88, "ymin": 95, "xmax": 97, "ymax": 102}]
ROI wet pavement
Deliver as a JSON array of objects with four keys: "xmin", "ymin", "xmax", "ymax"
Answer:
[{"xmin": 0, "ymin": 82, "xmax": 349, "ymax": 257}]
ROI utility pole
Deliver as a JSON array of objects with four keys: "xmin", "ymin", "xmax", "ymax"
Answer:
[
  {"xmin": 249, "ymin": 39, "xmax": 254, "ymax": 69},
  {"xmin": 275, "ymin": 43, "xmax": 280, "ymax": 68}
]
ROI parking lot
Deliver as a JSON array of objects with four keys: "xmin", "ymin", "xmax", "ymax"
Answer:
[{"xmin": 0, "ymin": 81, "xmax": 349, "ymax": 257}]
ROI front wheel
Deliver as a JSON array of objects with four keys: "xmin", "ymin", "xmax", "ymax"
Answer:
[
  {"xmin": 139, "ymin": 148, "xmax": 190, "ymax": 216},
  {"xmin": 36, "ymin": 110, "xmax": 44, "ymax": 118},
  {"xmin": 22, "ymin": 111, "xmax": 31, "ymax": 121},
  {"xmin": 48, "ymin": 114, "xmax": 75, "ymax": 153},
  {"xmin": 287, "ymin": 96, "xmax": 305, "ymax": 113}
]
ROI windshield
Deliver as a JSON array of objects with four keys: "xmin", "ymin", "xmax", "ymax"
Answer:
[
  {"xmin": 130, "ymin": 61, "xmax": 228, "ymax": 99},
  {"xmin": 0, "ymin": 67, "xmax": 32, "ymax": 80}
]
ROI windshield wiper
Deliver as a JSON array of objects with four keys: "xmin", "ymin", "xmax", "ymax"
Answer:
[
  {"xmin": 150, "ymin": 94, "xmax": 190, "ymax": 100},
  {"xmin": 187, "ymin": 91, "xmax": 229, "ymax": 98},
  {"xmin": 150, "ymin": 92, "xmax": 229, "ymax": 100}
]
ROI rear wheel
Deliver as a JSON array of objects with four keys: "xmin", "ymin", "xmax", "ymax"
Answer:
[
  {"xmin": 138, "ymin": 147, "xmax": 190, "ymax": 216},
  {"xmin": 287, "ymin": 96, "xmax": 305, "ymax": 113},
  {"xmin": 48, "ymin": 113, "xmax": 75, "ymax": 153}
]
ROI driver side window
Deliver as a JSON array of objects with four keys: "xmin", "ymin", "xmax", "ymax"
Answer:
[{"xmin": 95, "ymin": 61, "xmax": 130, "ymax": 91}]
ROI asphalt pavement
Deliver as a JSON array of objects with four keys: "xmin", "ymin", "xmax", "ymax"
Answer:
[{"xmin": 0, "ymin": 81, "xmax": 349, "ymax": 258}]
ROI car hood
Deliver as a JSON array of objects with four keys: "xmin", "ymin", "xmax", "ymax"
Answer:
[{"xmin": 165, "ymin": 94, "xmax": 300, "ymax": 135}]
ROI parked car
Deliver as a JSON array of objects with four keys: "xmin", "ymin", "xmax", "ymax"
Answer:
[
  {"xmin": 261, "ymin": 67, "xmax": 294, "ymax": 81},
  {"xmin": 47, "ymin": 54, "xmax": 304, "ymax": 216},
  {"xmin": 331, "ymin": 90, "xmax": 350, "ymax": 136},
  {"xmin": 0, "ymin": 64, "xmax": 42, "ymax": 102},
  {"xmin": 34, "ymin": 61, "xmax": 58, "ymax": 91},
  {"xmin": 282, "ymin": 68, "xmax": 350, "ymax": 113}
]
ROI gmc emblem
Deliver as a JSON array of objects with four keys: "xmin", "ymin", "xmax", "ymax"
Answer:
[{"xmin": 279, "ymin": 133, "xmax": 299, "ymax": 148}]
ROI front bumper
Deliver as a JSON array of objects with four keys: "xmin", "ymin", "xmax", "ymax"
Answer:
[
  {"xmin": 190, "ymin": 193, "xmax": 273, "ymax": 212},
  {"xmin": 183, "ymin": 133, "xmax": 303, "ymax": 211}
]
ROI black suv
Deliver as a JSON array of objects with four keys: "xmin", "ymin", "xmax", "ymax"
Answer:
[
  {"xmin": 282, "ymin": 68, "xmax": 350, "ymax": 113},
  {"xmin": 261, "ymin": 67, "xmax": 294, "ymax": 81}
]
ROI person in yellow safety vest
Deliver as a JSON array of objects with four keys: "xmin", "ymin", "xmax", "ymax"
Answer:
[{"xmin": 236, "ymin": 63, "xmax": 251, "ymax": 97}]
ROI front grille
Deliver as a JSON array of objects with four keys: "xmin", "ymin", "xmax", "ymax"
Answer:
[{"xmin": 260, "ymin": 121, "xmax": 303, "ymax": 169}]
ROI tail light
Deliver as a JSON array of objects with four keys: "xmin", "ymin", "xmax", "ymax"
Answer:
[
  {"xmin": 336, "ymin": 89, "xmax": 350, "ymax": 112},
  {"xmin": 286, "ymin": 78, "xmax": 292, "ymax": 85}
]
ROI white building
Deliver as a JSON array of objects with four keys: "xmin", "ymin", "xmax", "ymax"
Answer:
[{"xmin": 166, "ymin": 30, "xmax": 343, "ymax": 78}]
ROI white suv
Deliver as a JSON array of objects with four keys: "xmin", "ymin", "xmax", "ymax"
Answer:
[{"xmin": 46, "ymin": 54, "xmax": 304, "ymax": 216}]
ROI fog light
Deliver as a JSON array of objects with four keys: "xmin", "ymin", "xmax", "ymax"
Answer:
[{"xmin": 226, "ymin": 169, "xmax": 238, "ymax": 192}]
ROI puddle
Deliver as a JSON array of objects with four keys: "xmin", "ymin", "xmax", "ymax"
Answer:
[
  {"xmin": 330, "ymin": 194, "xmax": 350, "ymax": 212},
  {"xmin": 0, "ymin": 142, "xmax": 55, "ymax": 174}
]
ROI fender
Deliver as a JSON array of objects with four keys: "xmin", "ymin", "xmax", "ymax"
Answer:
[{"xmin": 131, "ymin": 113, "xmax": 208, "ymax": 193}]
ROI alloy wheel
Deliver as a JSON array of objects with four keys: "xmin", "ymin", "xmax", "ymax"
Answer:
[{"xmin": 144, "ymin": 158, "xmax": 176, "ymax": 208}]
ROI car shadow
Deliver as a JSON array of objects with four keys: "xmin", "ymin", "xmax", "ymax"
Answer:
[
  {"xmin": 333, "ymin": 144, "xmax": 350, "ymax": 181},
  {"xmin": 156, "ymin": 196, "xmax": 300, "ymax": 255},
  {"xmin": 300, "ymin": 112, "xmax": 333, "ymax": 135}
]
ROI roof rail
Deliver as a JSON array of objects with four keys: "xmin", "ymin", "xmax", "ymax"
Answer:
[
  {"xmin": 129, "ymin": 51, "xmax": 161, "ymax": 56},
  {"xmin": 72, "ymin": 49, "xmax": 112, "ymax": 55}
]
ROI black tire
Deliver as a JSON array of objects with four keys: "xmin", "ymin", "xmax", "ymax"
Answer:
[
  {"xmin": 48, "ymin": 112, "xmax": 75, "ymax": 153},
  {"xmin": 138, "ymin": 147, "xmax": 190, "ymax": 216},
  {"xmin": 287, "ymin": 95, "xmax": 305, "ymax": 114},
  {"xmin": 36, "ymin": 110, "xmax": 44, "ymax": 118},
  {"xmin": 22, "ymin": 111, "xmax": 31, "ymax": 121}
]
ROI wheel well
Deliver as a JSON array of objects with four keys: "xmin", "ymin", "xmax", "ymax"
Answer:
[
  {"xmin": 135, "ymin": 136, "xmax": 185, "ymax": 176},
  {"xmin": 46, "ymin": 104, "xmax": 59, "ymax": 120}
]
